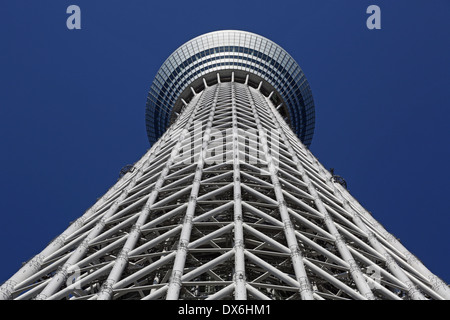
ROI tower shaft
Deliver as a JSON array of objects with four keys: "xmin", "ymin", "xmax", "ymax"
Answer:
[
  {"xmin": 1, "ymin": 29, "xmax": 448, "ymax": 300},
  {"xmin": 2, "ymin": 79, "xmax": 448, "ymax": 300}
]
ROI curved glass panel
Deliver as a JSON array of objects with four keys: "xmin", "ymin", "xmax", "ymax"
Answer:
[{"xmin": 145, "ymin": 30, "xmax": 315, "ymax": 147}]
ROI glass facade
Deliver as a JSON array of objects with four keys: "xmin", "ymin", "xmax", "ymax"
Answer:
[{"xmin": 145, "ymin": 30, "xmax": 316, "ymax": 148}]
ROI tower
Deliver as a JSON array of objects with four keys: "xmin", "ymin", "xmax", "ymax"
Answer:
[{"xmin": 1, "ymin": 30, "xmax": 448, "ymax": 300}]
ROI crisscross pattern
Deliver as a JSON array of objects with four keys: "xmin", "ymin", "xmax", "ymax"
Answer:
[{"xmin": 1, "ymin": 79, "xmax": 448, "ymax": 300}]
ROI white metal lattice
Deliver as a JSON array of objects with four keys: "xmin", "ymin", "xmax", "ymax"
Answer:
[{"xmin": 1, "ymin": 78, "xmax": 448, "ymax": 300}]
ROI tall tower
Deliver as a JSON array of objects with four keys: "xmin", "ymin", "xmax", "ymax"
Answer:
[{"xmin": 1, "ymin": 30, "xmax": 448, "ymax": 300}]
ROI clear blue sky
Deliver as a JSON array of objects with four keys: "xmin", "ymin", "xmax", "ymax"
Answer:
[{"xmin": 0, "ymin": 1, "xmax": 448, "ymax": 286}]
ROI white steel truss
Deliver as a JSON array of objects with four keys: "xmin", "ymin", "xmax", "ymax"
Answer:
[{"xmin": 1, "ymin": 78, "xmax": 448, "ymax": 300}]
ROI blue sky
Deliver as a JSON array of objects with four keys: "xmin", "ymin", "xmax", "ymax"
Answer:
[{"xmin": 0, "ymin": 1, "xmax": 448, "ymax": 286}]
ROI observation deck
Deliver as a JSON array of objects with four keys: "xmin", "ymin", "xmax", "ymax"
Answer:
[{"xmin": 145, "ymin": 30, "xmax": 316, "ymax": 147}]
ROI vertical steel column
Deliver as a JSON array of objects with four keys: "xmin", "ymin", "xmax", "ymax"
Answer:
[
  {"xmin": 263, "ymin": 91, "xmax": 376, "ymax": 300},
  {"xmin": 245, "ymin": 85, "xmax": 314, "ymax": 300},
  {"xmin": 33, "ymin": 123, "xmax": 179, "ymax": 300},
  {"xmin": 312, "ymin": 162, "xmax": 429, "ymax": 300},
  {"xmin": 337, "ymin": 181, "xmax": 450, "ymax": 299},
  {"xmin": 166, "ymin": 84, "xmax": 220, "ymax": 299},
  {"xmin": 231, "ymin": 82, "xmax": 247, "ymax": 300},
  {"xmin": 95, "ymin": 92, "xmax": 205, "ymax": 300},
  {"xmin": 296, "ymin": 129, "xmax": 442, "ymax": 300},
  {"xmin": 0, "ymin": 132, "xmax": 169, "ymax": 300}
]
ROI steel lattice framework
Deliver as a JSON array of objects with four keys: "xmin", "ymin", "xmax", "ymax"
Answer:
[{"xmin": 1, "ymin": 31, "xmax": 448, "ymax": 301}]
